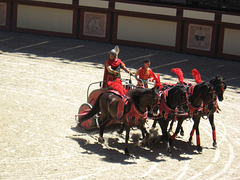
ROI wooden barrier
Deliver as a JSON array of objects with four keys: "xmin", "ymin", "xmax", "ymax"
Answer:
[{"xmin": 0, "ymin": 0, "xmax": 239, "ymax": 61}]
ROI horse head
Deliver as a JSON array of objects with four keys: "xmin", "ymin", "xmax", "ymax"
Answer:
[
  {"xmin": 126, "ymin": 87, "xmax": 159, "ymax": 114},
  {"xmin": 201, "ymin": 82, "xmax": 215, "ymax": 103},
  {"xmin": 190, "ymin": 82, "xmax": 214, "ymax": 108},
  {"xmin": 210, "ymin": 75, "xmax": 227, "ymax": 101}
]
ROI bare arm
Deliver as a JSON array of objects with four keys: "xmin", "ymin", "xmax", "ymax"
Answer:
[
  {"xmin": 122, "ymin": 66, "xmax": 133, "ymax": 76},
  {"xmin": 106, "ymin": 63, "xmax": 119, "ymax": 75}
]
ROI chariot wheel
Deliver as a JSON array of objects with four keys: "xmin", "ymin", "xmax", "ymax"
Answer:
[{"xmin": 77, "ymin": 103, "xmax": 97, "ymax": 130}]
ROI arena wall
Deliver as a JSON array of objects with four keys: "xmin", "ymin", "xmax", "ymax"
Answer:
[
  {"xmin": 16, "ymin": 5, "xmax": 73, "ymax": 34},
  {"xmin": 0, "ymin": 0, "xmax": 239, "ymax": 61}
]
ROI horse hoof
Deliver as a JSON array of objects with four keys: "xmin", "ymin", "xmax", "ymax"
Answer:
[
  {"xmin": 213, "ymin": 141, "xmax": 217, "ymax": 148},
  {"xmin": 197, "ymin": 145, "xmax": 202, "ymax": 153},
  {"xmin": 167, "ymin": 150, "xmax": 172, "ymax": 157},
  {"xmin": 149, "ymin": 128, "xmax": 155, "ymax": 134},
  {"xmin": 98, "ymin": 137, "xmax": 105, "ymax": 143},
  {"xmin": 141, "ymin": 139, "xmax": 148, "ymax": 147},
  {"xmin": 118, "ymin": 130, "xmax": 123, "ymax": 134}
]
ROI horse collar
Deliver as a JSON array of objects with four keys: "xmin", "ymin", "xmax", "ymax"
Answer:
[
  {"xmin": 159, "ymin": 90, "xmax": 176, "ymax": 119},
  {"xmin": 188, "ymin": 102, "xmax": 203, "ymax": 117},
  {"xmin": 125, "ymin": 103, "xmax": 148, "ymax": 126}
]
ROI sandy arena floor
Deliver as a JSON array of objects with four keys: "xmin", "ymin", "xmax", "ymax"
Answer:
[{"xmin": 0, "ymin": 31, "xmax": 240, "ymax": 179}]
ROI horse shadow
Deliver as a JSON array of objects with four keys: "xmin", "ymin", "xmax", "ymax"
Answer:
[
  {"xmin": 70, "ymin": 125, "xmax": 200, "ymax": 163},
  {"xmin": 144, "ymin": 133, "xmax": 202, "ymax": 161}
]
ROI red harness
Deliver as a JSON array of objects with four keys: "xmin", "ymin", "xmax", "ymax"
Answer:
[
  {"xmin": 203, "ymin": 95, "xmax": 221, "ymax": 115},
  {"xmin": 108, "ymin": 90, "xmax": 148, "ymax": 125},
  {"xmin": 108, "ymin": 90, "xmax": 128, "ymax": 119},
  {"xmin": 159, "ymin": 89, "xmax": 177, "ymax": 120},
  {"xmin": 188, "ymin": 85, "xmax": 203, "ymax": 117},
  {"xmin": 124, "ymin": 103, "xmax": 148, "ymax": 126}
]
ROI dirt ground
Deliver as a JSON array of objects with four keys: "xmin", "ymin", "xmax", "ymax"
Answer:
[{"xmin": 0, "ymin": 31, "xmax": 240, "ymax": 179}]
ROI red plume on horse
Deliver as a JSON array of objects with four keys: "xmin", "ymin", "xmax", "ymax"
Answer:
[
  {"xmin": 153, "ymin": 73, "xmax": 163, "ymax": 90},
  {"xmin": 192, "ymin": 69, "xmax": 202, "ymax": 84},
  {"xmin": 171, "ymin": 68, "xmax": 184, "ymax": 83}
]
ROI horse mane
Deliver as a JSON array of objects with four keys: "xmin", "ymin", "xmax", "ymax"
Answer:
[
  {"xmin": 166, "ymin": 84, "xmax": 186, "ymax": 109},
  {"xmin": 191, "ymin": 81, "xmax": 212, "ymax": 102},
  {"xmin": 126, "ymin": 88, "xmax": 150, "ymax": 103},
  {"xmin": 168, "ymin": 84, "xmax": 186, "ymax": 97}
]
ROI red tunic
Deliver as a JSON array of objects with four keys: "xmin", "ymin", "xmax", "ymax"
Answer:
[
  {"xmin": 102, "ymin": 58, "xmax": 125, "ymax": 88},
  {"xmin": 136, "ymin": 67, "xmax": 156, "ymax": 88}
]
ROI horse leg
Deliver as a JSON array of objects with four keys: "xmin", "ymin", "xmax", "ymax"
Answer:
[
  {"xmin": 168, "ymin": 120, "xmax": 174, "ymax": 133},
  {"xmin": 180, "ymin": 125, "xmax": 184, "ymax": 136},
  {"xmin": 150, "ymin": 119, "xmax": 158, "ymax": 136},
  {"xmin": 189, "ymin": 125, "xmax": 195, "ymax": 144},
  {"xmin": 124, "ymin": 126, "xmax": 131, "ymax": 155},
  {"xmin": 138, "ymin": 119, "xmax": 146, "ymax": 140},
  {"xmin": 170, "ymin": 118, "xmax": 184, "ymax": 145},
  {"xmin": 169, "ymin": 119, "xmax": 184, "ymax": 136},
  {"xmin": 140, "ymin": 124, "xmax": 149, "ymax": 146},
  {"xmin": 98, "ymin": 117, "xmax": 110, "ymax": 143},
  {"xmin": 189, "ymin": 118, "xmax": 197, "ymax": 144},
  {"xmin": 159, "ymin": 119, "xmax": 171, "ymax": 156},
  {"xmin": 209, "ymin": 113, "xmax": 217, "ymax": 148},
  {"xmin": 151, "ymin": 119, "xmax": 157, "ymax": 129},
  {"xmin": 118, "ymin": 123, "xmax": 124, "ymax": 134},
  {"xmin": 193, "ymin": 116, "xmax": 202, "ymax": 152}
]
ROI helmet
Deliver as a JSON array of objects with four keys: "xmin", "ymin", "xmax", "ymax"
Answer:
[{"xmin": 109, "ymin": 49, "xmax": 117, "ymax": 56}]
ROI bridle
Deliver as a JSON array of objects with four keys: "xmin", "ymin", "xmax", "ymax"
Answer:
[{"xmin": 212, "ymin": 77, "xmax": 226, "ymax": 95}]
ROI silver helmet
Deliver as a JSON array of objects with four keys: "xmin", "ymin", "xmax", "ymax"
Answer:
[{"xmin": 109, "ymin": 49, "xmax": 117, "ymax": 56}]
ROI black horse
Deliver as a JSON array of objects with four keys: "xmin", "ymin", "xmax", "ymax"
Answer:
[
  {"xmin": 189, "ymin": 75, "xmax": 227, "ymax": 150},
  {"xmin": 79, "ymin": 87, "xmax": 159, "ymax": 155},
  {"xmin": 166, "ymin": 81, "xmax": 214, "ymax": 153},
  {"xmin": 150, "ymin": 84, "xmax": 189, "ymax": 155}
]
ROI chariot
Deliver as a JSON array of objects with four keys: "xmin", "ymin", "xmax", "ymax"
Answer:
[{"xmin": 75, "ymin": 78, "xmax": 136, "ymax": 130}]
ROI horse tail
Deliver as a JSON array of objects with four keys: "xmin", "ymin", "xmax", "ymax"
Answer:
[{"xmin": 79, "ymin": 93, "xmax": 103, "ymax": 122}]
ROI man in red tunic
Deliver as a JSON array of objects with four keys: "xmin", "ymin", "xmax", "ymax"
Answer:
[
  {"xmin": 102, "ymin": 47, "xmax": 133, "ymax": 88},
  {"xmin": 135, "ymin": 59, "xmax": 157, "ymax": 88}
]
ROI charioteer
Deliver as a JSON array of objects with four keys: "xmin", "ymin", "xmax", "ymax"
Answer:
[
  {"xmin": 135, "ymin": 59, "xmax": 157, "ymax": 88},
  {"xmin": 102, "ymin": 46, "xmax": 133, "ymax": 88}
]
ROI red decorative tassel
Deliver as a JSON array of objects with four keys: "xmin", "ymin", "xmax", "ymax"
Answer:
[
  {"xmin": 192, "ymin": 69, "xmax": 202, "ymax": 84},
  {"xmin": 171, "ymin": 133, "xmax": 177, "ymax": 140},
  {"xmin": 153, "ymin": 73, "xmax": 163, "ymax": 89},
  {"xmin": 213, "ymin": 130, "xmax": 217, "ymax": 141},
  {"xmin": 171, "ymin": 68, "xmax": 184, "ymax": 83},
  {"xmin": 190, "ymin": 129, "xmax": 195, "ymax": 137},
  {"xmin": 197, "ymin": 135, "xmax": 201, "ymax": 145}
]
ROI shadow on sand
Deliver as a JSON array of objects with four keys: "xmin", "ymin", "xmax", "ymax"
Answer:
[{"xmin": 69, "ymin": 125, "xmax": 204, "ymax": 164}]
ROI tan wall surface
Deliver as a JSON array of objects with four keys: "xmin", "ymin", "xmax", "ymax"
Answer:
[
  {"xmin": 0, "ymin": 2, "xmax": 7, "ymax": 26},
  {"xmin": 30, "ymin": 0, "xmax": 72, "ymax": 4},
  {"xmin": 223, "ymin": 28, "xmax": 240, "ymax": 56},
  {"xmin": 79, "ymin": 0, "xmax": 108, "ymax": 9},
  {"xmin": 117, "ymin": 16, "xmax": 177, "ymax": 46},
  {"xmin": 183, "ymin": 10, "xmax": 215, "ymax": 21},
  {"xmin": 17, "ymin": 5, "xmax": 73, "ymax": 34},
  {"xmin": 222, "ymin": 14, "xmax": 240, "ymax": 25},
  {"xmin": 115, "ymin": 2, "xmax": 176, "ymax": 16}
]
